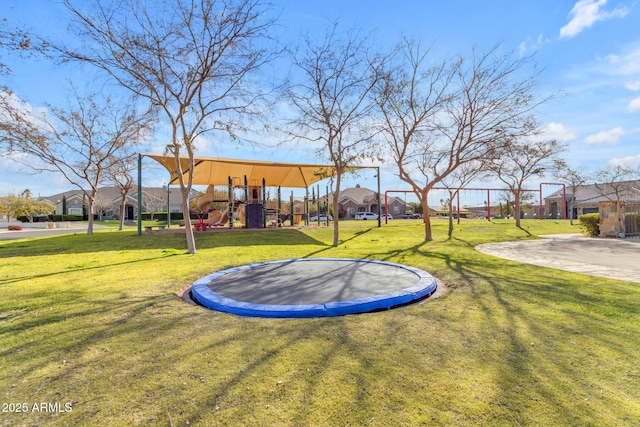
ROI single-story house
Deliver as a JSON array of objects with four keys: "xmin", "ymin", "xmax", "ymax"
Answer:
[
  {"xmin": 41, "ymin": 186, "xmax": 194, "ymax": 220},
  {"xmin": 323, "ymin": 185, "xmax": 408, "ymax": 219},
  {"xmin": 544, "ymin": 180, "xmax": 640, "ymax": 219}
]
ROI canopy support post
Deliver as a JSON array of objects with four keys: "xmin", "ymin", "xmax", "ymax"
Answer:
[
  {"xmin": 377, "ymin": 166, "xmax": 381, "ymax": 228},
  {"xmin": 262, "ymin": 178, "xmax": 267, "ymax": 228},
  {"xmin": 277, "ymin": 186, "xmax": 282, "ymax": 227},
  {"xmin": 137, "ymin": 153, "xmax": 142, "ymax": 236},
  {"xmin": 228, "ymin": 176, "xmax": 233, "ymax": 229}
]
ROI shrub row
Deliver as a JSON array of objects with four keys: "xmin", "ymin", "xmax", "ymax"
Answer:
[
  {"xmin": 578, "ymin": 213, "xmax": 600, "ymax": 237},
  {"xmin": 140, "ymin": 212, "xmax": 185, "ymax": 221},
  {"xmin": 17, "ymin": 215, "xmax": 90, "ymax": 222},
  {"xmin": 16, "ymin": 213, "xmax": 187, "ymax": 222}
]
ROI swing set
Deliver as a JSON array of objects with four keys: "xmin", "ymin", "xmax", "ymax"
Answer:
[{"xmin": 384, "ymin": 184, "xmax": 566, "ymax": 224}]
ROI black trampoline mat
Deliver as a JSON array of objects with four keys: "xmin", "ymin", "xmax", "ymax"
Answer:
[{"xmin": 206, "ymin": 259, "xmax": 420, "ymax": 305}]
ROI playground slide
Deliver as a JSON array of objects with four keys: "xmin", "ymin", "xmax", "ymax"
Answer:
[
  {"xmin": 233, "ymin": 206, "xmax": 246, "ymax": 224},
  {"xmin": 205, "ymin": 202, "xmax": 245, "ymax": 226},
  {"xmin": 197, "ymin": 184, "xmax": 215, "ymax": 213},
  {"xmin": 196, "ymin": 187, "xmax": 246, "ymax": 226},
  {"xmin": 204, "ymin": 209, "xmax": 229, "ymax": 225}
]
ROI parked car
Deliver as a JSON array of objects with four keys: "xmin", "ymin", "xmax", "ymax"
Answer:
[
  {"xmin": 309, "ymin": 214, "xmax": 333, "ymax": 222},
  {"xmin": 354, "ymin": 212, "xmax": 378, "ymax": 220},
  {"xmin": 400, "ymin": 212, "xmax": 422, "ymax": 219},
  {"xmin": 381, "ymin": 214, "xmax": 393, "ymax": 220}
]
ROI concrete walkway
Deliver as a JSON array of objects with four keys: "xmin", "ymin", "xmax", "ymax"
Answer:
[
  {"xmin": 476, "ymin": 234, "xmax": 640, "ymax": 283},
  {"xmin": 0, "ymin": 221, "xmax": 109, "ymax": 241}
]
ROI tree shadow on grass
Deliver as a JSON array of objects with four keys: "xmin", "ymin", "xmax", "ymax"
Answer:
[
  {"xmin": 301, "ymin": 228, "xmax": 372, "ymax": 258},
  {"xmin": 402, "ymin": 248, "xmax": 640, "ymax": 425},
  {"xmin": 4, "ymin": 226, "xmax": 639, "ymax": 426},
  {"xmin": 0, "ymin": 253, "xmax": 182, "ymax": 286},
  {"xmin": 516, "ymin": 225, "xmax": 533, "ymax": 236},
  {"xmin": 0, "ymin": 228, "xmax": 327, "ymax": 259}
]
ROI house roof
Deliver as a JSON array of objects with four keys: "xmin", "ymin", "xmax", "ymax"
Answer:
[
  {"xmin": 328, "ymin": 186, "xmax": 404, "ymax": 205},
  {"xmin": 143, "ymin": 154, "xmax": 367, "ymax": 188},
  {"xmin": 546, "ymin": 180, "xmax": 640, "ymax": 204},
  {"xmin": 40, "ymin": 186, "xmax": 194, "ymax": 204},
  {"xmin": 337, "ymin": 186, "xmax": 378, "ymax": 204}
]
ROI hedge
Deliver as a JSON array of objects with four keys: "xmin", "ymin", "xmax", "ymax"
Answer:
[
  {"xmin": 140, "ymin": 212, "xmax": 185, "ymax": 221},
  {"xmin": 578, "ymin": 213, "xmax": 600, "ymax": 237},
  {"xmin": 18, "ymin": 215, "xmax": 97, "ymax": 222}
]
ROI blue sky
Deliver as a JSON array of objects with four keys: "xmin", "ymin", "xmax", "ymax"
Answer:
[{"xmin": 1, "ymin": 0, "xmax": 639, "ymax": 204}]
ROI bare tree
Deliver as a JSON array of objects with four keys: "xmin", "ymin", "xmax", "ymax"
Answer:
[
  {"xmin": 55, "ymin": 0, "xmax": 278, "ymax": 254},
  {"xmin": 439, "ymin": 162, "xmax": 483, "ymax": 238},
  {"xmin": 92, "ymin": 191, "xmax": 115, "ymax": 221},
  {"xmin": 376, "ymin": 41, "xmax": 545, "ymax": 241},
  {"xmin": 486, "ymin": 138, "xmax": 565, "ymax": 227},
  {"xmin": 554, "ymin": 163, "xmax": 588, "ymax": 225},
  {"xmin": 286, "ymin": 23, "xmax": 383, "ymax": 246},
  {"xmin": 595, "ymin": 164, "xmax": 637, "ymax": 202},
  {"xmin": 106, "ymin": 155, "xmax": 136, "ymax": 230},
  {"xmin": 0, "ymin": 22, "xmax": 46, "ymax": 78},
  {"xmin": 142, "ymin": 189, "xmax": 166, "ymax": 221},
  {"xmin": 0, "ymin": 89, "xmax": 152, "ymax": 234}
]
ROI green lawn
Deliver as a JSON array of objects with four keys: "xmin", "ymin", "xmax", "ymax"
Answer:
[{"xmin": 1, "ymin": 219, "xmax": 638, "ymax": 426}]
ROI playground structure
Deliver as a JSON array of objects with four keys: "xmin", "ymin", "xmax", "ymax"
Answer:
[
  {"xmin": 137, "ymin": 154, "xmax": 381, "ymax": 233},
  {"xmin": 189, "ymin": 177, "xmax": 295, "ymax": 230},
  {"xmin": 195, "ymin": 184, "xmax": 247, "ymax": 228},
  {"xmin": 384, "ymin": 184, "xmax": 567, "ymax": 224},
  {"xmin": 191, "ymin": 181, "xmax": 336, "ymax": 230}
]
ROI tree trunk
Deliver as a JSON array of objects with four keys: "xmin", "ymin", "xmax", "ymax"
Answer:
[
  {"xmin": 173, "ymin": 144, "xmax": 197, "ymax": 254},
  {"xmin": 332, "ymin": 172, "xmax": 342, "ymax": 247},
  {"xmin": 118, "ymin": 191, "xmax": 126, "ymax": 231},
  {"xmin": 514, "ymin": 192, "xmax": 521, "ymax": 228},
  {"xmin": 569, "ymin": 198, "xmax": 574, "ymax": 225},
  {"xmin": 181, "ymin": 193, "xmax": 196, "ymax": 254},
  {"xmin": 421, "ymin": 198, "xmax": 433, "ymax": 242},
  {"xmin": 86, "ymin": 195, "xmax": 95, "ymax": 235},
  {"xmin": 447, "ymin": 191, "xmax": 454, "ymax": 238}
]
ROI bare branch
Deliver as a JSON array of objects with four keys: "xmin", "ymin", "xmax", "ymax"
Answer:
[
  {"xmin": 0, "ymin": 88, "xmax": 153, "ymax": 234},
  {"xmin": 284, "ymin": 21, "xmax": 384, "ymax": 246},
  {"xmin": 52, "ymin": 0, "xmax": 280, "ymax": 253},
  {"xmin": 375, "ymin": 41, "xmax": 551, "ymax": 240}
]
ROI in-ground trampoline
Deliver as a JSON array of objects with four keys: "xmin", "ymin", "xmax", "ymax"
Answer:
[{"xmin": 190, "ymin": 258, "xmax": 437, "ymax": 318}]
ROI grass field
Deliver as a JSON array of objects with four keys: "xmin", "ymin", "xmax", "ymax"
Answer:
[{"xmin": 1, "ymin": 219, "xmax": 639, "ymax": 426}]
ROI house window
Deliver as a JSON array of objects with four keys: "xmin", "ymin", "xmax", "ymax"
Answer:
[
  {"xmin": 68, "ymin": 208, "xmax": 83, "ymax": 215},
  {"xmin": 347, "ymin": 207, "xmax": 355, "ymax": 217}
]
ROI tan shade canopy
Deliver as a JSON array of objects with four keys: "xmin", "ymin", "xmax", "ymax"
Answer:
[{"xmin": 144, "ymin": 154, "xmax": 366, "ymax": 188}]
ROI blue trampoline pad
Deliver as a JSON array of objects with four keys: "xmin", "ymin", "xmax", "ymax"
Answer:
[{"xmin": 190, "ymin": 258, "xmax": 437, "ymax": 318}]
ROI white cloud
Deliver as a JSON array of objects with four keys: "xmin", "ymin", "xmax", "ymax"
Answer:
[
  {"xmin": 627, "ymin": 80, "xmax": 640, "ymax": 91},
  {"xmin": 609, "ymin": 154, "xmax": 640, "ymax": 168},
  {"xmin": 584, "ymin": 127, "xmax": 626, "ymax": 145},
  {"xmin": 542, "ymin": 122, "xmax": 577, "ymax": 142},
  {"xmin": 628, "ymin": 97, "xmax": 640, "ymax": 112},
  {"xmin": 560, "ymin": 0, "xmax": 629, "ymax": 39},
  {"xmin": 605, "ymin": 43, "xmax": 640, "ymax": 75},
  {"xmin": 518, "ymin": 34, "xmax": 551, "ymax": 56}
]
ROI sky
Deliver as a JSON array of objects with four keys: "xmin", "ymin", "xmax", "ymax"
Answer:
[{"xmin": 1, "ymin": 0, "xmax": 639, "ymax": 205}]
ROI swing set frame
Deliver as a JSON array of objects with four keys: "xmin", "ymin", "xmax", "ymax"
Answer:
[{"xmin": 384, "ymin": 184, "xmax": 566, "ymax": 224}]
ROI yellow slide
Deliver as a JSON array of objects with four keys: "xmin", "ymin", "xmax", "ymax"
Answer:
[
  {"xmin": 197, "ymin": 184, "xmax": 215, "ymax": 213},
  {"xmin": 205, "ymin": 208, "xmax": 228, "ymax": 225},
  {"xmin": 196, "ymin": 186, "xmax": 246, "ymax": 226}
]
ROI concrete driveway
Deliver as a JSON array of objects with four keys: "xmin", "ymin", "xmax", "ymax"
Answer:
[{"xmin": 476, "ymin": 234, "xmax": 640, "ymax": 283}]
